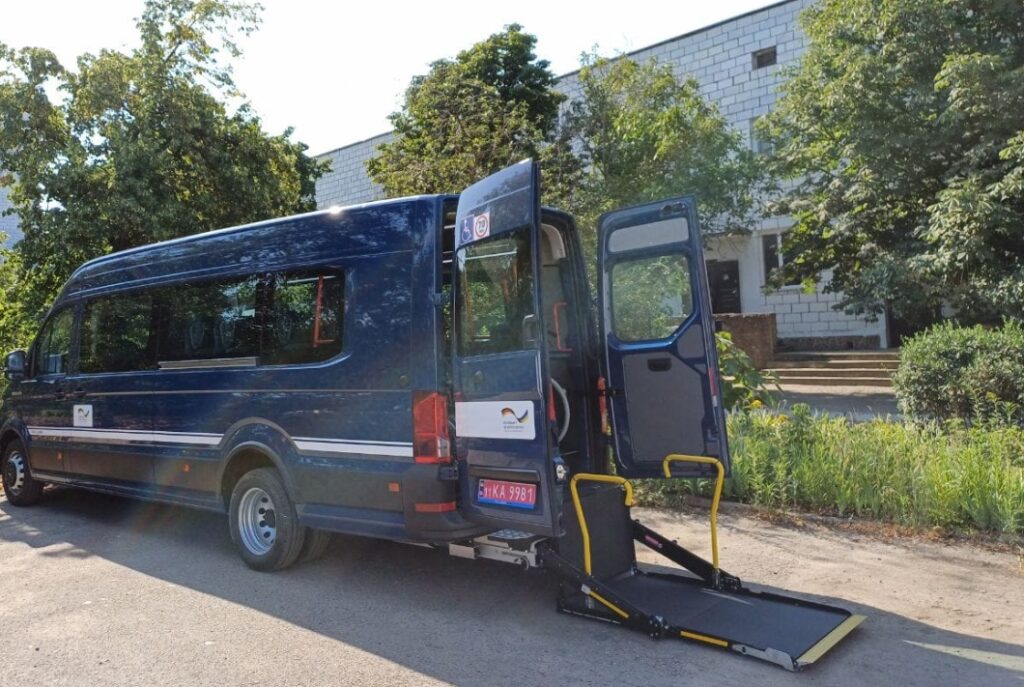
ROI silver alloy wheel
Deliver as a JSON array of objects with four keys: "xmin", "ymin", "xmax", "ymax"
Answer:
[
  {"xmin": 4, "ymin": 451, "xmax": 26, "ymax": 495},
  {"xmin": 237, "ymin": 487, "xmax": 277, "ymax": 555}
]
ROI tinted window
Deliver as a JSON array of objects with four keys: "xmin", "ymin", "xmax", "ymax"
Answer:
[
  {"xmin": 32, "ymin": 307, "xmax": 74, "ymax": 376},
  {"xmin": 456, "ymin": 230, "xmax": 534, "ymax": 355},
  {"xmin": 611, "ymin": 254, "xmax": 693, "ymax": 342},
  {"xmin": 156, "ymin": 275, "xmax": 260, "ymax": 364},
  {"xmin": 80, "ymin": 291, "xmax": 156, "ymax": 373},
  {"xmin": 264, "ymin": 270, "xmax": 344, "ymax": 365}
]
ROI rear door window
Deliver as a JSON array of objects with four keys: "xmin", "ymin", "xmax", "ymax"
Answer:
[{"xmin": 455, "ymin": 230, "xmax": 534, "ymax": 355}]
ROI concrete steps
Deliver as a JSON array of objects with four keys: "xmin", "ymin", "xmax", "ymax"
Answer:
[{"xmin": 766, "ymin": 350, "xmax": 899, "ymax": 388}]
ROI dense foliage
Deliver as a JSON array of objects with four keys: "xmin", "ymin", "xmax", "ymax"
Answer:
[
  {"xmin": 762, "ymin": 0, "xmax": 1024, "ymax": 326},
  {"xmin": 562, "ymin": 56, "xmax": 768, "ymax": 236},
  {"xmin": 0, "ymin": 0, "xmax": 326, "ymax": 353},
  {"xmin": 637, "ymin": 406, "xmax": 1024, "ymax": 535},
  {"xmin": 893, "ymin": 321, "xmax": 1024, "ymax": 426},
  {"xmin": 366, "ymin": 25, "xmax": 578, "ymax": 201}
]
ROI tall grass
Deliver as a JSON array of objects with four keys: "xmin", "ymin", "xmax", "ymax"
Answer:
[{"xmin": 636, "ymin": 405, "xmax": 1024, "ymax": 536}]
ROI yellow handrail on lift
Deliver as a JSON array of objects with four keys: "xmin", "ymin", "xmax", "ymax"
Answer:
[
  {"xmin": 568, "ymin": 473, "xmax": 634, "ymax": 576},
  {"xmin": 568, "ymin": 473, "xmax": 634, "ymax": 621},
  {"xmin": 662, "ymin": 454, "xmax": 725, "ymax": 574}
]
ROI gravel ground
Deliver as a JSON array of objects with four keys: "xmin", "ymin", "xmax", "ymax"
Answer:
[{"xmin": 1, "ymin": 487, "xmax": 1021, "ymax": 687}]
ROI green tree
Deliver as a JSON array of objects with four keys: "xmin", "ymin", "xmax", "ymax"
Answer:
[
  {"xmin": 366, "ymin": 24, "xmax": 580, "ymax": 200},
  {"xmin": 0, "ymin": 0, "xmax": 326, "ymax": 352},
  {"xmin": 762, "ymin": 0, "xmax": 1024, "ymax": 325},
  {"xmin": 563, "ymin": 55, "xmax": 768, "ymax": 236}
]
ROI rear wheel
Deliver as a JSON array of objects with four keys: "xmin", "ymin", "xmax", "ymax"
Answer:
[
  {"xmin": 2, "ymin": 440, "xmax": 45, "ymax": 506},
  {"xmin": 228, "ymin": 468, "xmax": 306, "ymax": 571},
  {"xmin": 299, "ymin": 528, "xmax": 332, "ymax": 564}
]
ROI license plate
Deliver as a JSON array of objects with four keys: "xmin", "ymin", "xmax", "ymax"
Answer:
[{"xmin": 477, "ymin": 479, "xmax": 537, "ymax": 509}]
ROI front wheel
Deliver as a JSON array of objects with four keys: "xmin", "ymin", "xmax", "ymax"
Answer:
[
  {"xmin": 2, "ymin": 440, "xmax": 45, "ymax": 506},
  {"xmin": 228, "ymin": 468, "xmax": 306, "ymax": 571}
]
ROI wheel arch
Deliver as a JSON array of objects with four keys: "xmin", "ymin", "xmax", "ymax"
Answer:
[
  {"xmin": 218, "ymin": 441, "xmax": 298, "ymax": 510},
  {"xmin": 0, "ymin": 423, "xmax": 28, "ymax": 457}
]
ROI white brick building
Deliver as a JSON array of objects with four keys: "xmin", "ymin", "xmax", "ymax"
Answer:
[
  {"xmin": 313, "ymin": 0, "xmax": 888, "ymax": 349},
  {"xmin": 0, "ymin": 185, "xmax": 20, "ymax": 248}
]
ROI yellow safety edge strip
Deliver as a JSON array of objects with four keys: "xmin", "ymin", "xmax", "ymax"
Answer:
[
  {"xmin": 662, "ymin": 454, "xmax": 725, "ymax": 572},
  {"xmin": 795, "ymin": 615, "xmax": 867, "ymax": 666},
  {"xmin": 588, "ymin": 590, "xmax": 630, "ymax": 620},
  {"xmin": 680, "ymin": 630, "xmax": 729, "ymax": 648},
  {"xmin": 569, "ymin": 473, "xmax": 634, "ymax": 575}
]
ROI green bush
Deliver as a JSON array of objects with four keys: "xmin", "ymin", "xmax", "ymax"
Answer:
[
  {"xmin": 635, "ymin": 406, "xmax": 1024, "ymax": 535},
  {"xmin": 716, "ymin": 331, "xmax": 780, "ymax": 410},
  {"xmin": 893, "ymin": 321, "xmax": 1024, "ymax": 426}
]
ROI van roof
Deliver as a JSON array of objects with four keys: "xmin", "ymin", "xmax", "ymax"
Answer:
[{"xmin": 59, "ymin": 194, "xmax": 449, "ymax": 302}]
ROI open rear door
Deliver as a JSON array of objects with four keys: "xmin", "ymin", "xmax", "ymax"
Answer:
[
  {"xmin": 598, "ymin": 197, "xmax": 729, "ymax": 478},
  {"xmin": 452, "ymin": 160, "xmax": 560, "ymax": 536}
]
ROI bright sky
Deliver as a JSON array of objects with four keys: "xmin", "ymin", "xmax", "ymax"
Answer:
[{"xmin": 1, "ymin": 0, "xmax": 776, "ymax": 155}]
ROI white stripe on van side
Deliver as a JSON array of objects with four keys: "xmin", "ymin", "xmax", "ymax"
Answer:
[
  {"xmin": 292, "ymin": 439, "xmax": 413, "ymax": 458},
  {"xmin": 25, "ymin": 426, "xmax": 414, "ymax": 457},
  {"xmin": 27, "ymin": 427, "xmax": 222, "ymax": 446}
]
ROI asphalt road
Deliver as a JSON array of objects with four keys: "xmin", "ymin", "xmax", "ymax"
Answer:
[{"xmin": 1, "ymin": 487, "xmax": 1021, "ymax": 687}]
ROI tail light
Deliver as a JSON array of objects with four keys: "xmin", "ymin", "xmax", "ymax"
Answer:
[{"xmin": 413, "ymin": 391, "xmax": 451, "ymax": 464}]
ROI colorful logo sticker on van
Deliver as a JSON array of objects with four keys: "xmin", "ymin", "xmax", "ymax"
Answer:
[
  {"xmin": 500, "ymin": 407, "xmax": 529, "ymax": 424},
  {"xmin": 455, "ymin": 400, "xmax": 535, "ymax": 440},
  {"xmin": 73, "ymin": 404, "xmax": 93, "ymax": 428}
]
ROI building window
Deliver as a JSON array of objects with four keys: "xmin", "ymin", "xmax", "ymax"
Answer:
[
  {"xmin": 752, "ymin": 46, "xmax": 777, "ymax": 70},
  {"xmin": 762, "ymin": 233, "xmax": 800, "ymax": 287},
  {"xmin": 750, "ymin": 117, "xmax": 772, "ymax": 155}
]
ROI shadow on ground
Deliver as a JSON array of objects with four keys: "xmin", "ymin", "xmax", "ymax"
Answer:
[{"xmin": 1, "ymin": 488, "xmax": 1021, "ymax": 686}]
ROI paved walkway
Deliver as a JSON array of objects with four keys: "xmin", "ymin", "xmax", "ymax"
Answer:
[{"xmin": 777, "ymin": 384, "xmax": 900, "ymax": 421}]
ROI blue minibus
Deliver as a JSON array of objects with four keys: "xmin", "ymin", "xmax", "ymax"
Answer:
[{"xmin": 1, "ymin": 161, "xmax": 862, "ymax": 670}]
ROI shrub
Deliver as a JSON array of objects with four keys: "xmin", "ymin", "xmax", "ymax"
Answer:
[
  {"xmin": 893, "ymin": 321, "xmax": 1024, "ymax": 426},
  {"xmin": 634, "ymin": 407, "xmax": 1024, "ymax": 535},
  {"xmin": 716, "ymin": 331, "xmax": 780, "ymax": 410}
]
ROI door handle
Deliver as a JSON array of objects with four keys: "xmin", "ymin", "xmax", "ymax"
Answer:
[
  {"xmin": 71, "ymin": 388, "xmax": 87, "ymax": 399},
  {"xmin": 647, "ymin": 357, "xmax": 672, "ymax": 372}
]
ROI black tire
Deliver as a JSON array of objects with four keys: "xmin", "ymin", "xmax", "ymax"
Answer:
[
  {"xmin": 2, "ymin": 440, "xmax": 45, "ymax": 507},
  {"xmin": 228, "ymin": 468, "xmax": 306, "ymax": 571},
  {"xmin": 298, "ymin": 528, "xmax": 332, "ymax": 564}
]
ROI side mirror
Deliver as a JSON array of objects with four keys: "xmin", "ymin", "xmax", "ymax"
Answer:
[{"xmin": 4, "ymin": 350, "xmax": 26, "ymax": 381}]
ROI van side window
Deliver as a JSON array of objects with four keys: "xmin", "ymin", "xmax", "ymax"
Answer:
[
  {"xmin": 456, "ymin": 229, "xmax": 535, "ymax": 355},
  {"xmin": 157, "ymin": 275, "xmax": 260, "ymax": 364},
  {"xmin": 80, "ymin": 291, "xmax": 156, "ymax": 373},
  {"xmin": 32, "ymin": 307, "xmax": 75, "ymax": 376},
  {"xmin": 264, "ymin": 270, "xmax": 344, "ymax": 365}
]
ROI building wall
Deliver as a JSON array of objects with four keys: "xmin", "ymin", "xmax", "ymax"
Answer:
[
  {"xmin": 315, "ymin": 0, "xmax": 886, "ymax": 347},
  {"xmin": 315, "ymin": 133, "xmax": 392, "ymax": 208},
  {"xmin": 0, "ymin": 184, "xmax": 21, "ymax": 248}
]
